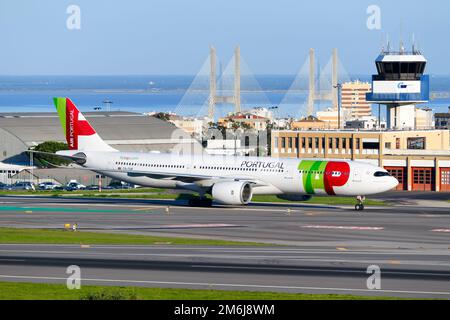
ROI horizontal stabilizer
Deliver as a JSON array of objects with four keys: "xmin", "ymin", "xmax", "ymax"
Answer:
[{"xmin": 27, "ymin": 150, "xmax": 87, "ymax": 165}]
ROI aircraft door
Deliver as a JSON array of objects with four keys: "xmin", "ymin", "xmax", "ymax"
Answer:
[{"xmin": 352, "ymin": 167, "xmax": 362, "ymax": 182}]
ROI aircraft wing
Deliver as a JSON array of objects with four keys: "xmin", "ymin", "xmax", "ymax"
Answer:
[
  {"xmin": 47, "ymin": 164, "xmax": 268, "ymax": 187},
  {"xmin": 26, "ymin": 152, "xmax": 269, "ymax": 187},
  {"xmin": 117, "ymin": 169, "xmax": 269, "ymax": 187}
]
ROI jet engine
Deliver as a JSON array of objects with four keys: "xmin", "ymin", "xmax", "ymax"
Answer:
[{"xmin": 211, "ymin": 181, "xmax": 253, "ymax": 205}]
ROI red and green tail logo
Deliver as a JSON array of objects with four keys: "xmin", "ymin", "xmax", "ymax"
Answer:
[{"xmin": 53, "ymin": 98, "xmax": 96, "ymax": 150}]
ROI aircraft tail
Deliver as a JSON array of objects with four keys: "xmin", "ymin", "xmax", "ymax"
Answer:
[{"xmin": 53, "ymin": 97, "xmax": 117, "ymax": 152}]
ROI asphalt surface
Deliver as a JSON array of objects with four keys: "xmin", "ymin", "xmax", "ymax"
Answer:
[{"xmin": 0, "ymin": 194, "xmax": 449, "ymax": 298}]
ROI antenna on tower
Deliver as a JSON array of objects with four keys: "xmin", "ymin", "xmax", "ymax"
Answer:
[
  {"xmin": 386, "ymin": 34, "xmax": 391, "ymax": 53},
  {"xmin": 399, "ymin": 21, "xmax": 405, "ymax": 54},
  {"xmin": 412, "ymin": 33, "xmax": 416, "ymax": 53}
]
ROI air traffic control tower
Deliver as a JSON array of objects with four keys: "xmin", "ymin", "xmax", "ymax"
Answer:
[{"xmin": 366, "ymin": 46, "xmax": 429, "ymax": 130}]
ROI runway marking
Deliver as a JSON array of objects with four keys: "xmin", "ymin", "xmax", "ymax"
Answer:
[
  {"xmin": 190, "ymin": 265, "xmax": 365, "ymax": 273},
  {"xmin": 150, "ymin": 223, "xmax": 239, "ymax": 229},
  {"xmin": 432, "ymin": 229, "xmax": 450, "ymax": 233},
  {"xmin": 304, "ymin": 212, "xmax": 318, "ymax": 216},
  {"xmin": 0, "ymin": 274, "xmax": 449, "ymax": 296},
  {"xmin": 26, "ymin": 203, "xmax": 151, "ymax": 208},
  {"xmin": 1, "ymin": 201, "xmax": 291, "ymax": 212},
  {"xmin": 133, "ymin": 207, "xmax": 162, "ymax": 211},
  {"xmin": 190, "ymin": 265, "xmax": 450, "ymax": 277},
  {"xmin": 302, "ymin": 225, "xmax": 384, "ymax": 231},
  {"xmin": 0, "ymin": 206, "xmax": 161, "ymax": 214},
  {"xmin": 0, "ymin": 203, "xmax": 304, "ymax": 214},
  {"xmin": 2, "ymin": 244, "xmax": 450, "ymax": 256},
  {"xmin": 230, "ymin": 207, "xmax": 303, "ymax": 213}
]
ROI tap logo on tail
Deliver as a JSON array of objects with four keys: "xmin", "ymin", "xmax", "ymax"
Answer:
[{"xmin": 53, "ymin": 97, "xmax": 96, "ymax": 150}]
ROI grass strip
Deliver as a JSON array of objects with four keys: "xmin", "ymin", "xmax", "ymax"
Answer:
[
  {"xmin": 0, "ymin": 281, "xmax": 406, "ymax": 300},
  {"xmin": 0, "ymin": 227, "xmax": 264, "ymax": 246}
]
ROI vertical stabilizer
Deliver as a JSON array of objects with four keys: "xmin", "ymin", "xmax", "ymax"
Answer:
[{"xmin": 53, "ymin": 97, "xmax": 117, "ymax": 152}]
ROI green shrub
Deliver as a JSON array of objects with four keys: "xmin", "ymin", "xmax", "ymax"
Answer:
[
  {"xmin": 31, "ymin": 141, "xmax": 70, "ymax": 167},
  {"xmin": 80, "ymin": 288, "xmax": 138, "ymax": 300}
]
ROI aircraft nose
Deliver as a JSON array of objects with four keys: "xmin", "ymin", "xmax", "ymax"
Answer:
[{"xmin": 387, "ymin": 176, "xmax": 399, "ymax": 191}]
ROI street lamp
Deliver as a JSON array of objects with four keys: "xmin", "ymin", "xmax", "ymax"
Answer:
[
  {"xmin": 29, "ymin": 146, "xmax": 35, "ymax": 186},
  {"xmin": 333, "ymin": 84, "xmax": 342, "ymax": 130}
]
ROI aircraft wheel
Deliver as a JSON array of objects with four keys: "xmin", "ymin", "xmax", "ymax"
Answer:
[{"xmin": 355, "ymin": 204, "xmax": 365, "ymax": 211}]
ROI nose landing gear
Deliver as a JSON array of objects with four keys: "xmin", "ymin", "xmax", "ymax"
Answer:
[{"xmin": 355, "ymin": 196, "xmax": 365, "ymax": 211}]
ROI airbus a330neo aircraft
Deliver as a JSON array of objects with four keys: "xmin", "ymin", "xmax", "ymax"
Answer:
[{"xmin": 39, "ymin": 98, "xmax": 398, "ymax": 211}]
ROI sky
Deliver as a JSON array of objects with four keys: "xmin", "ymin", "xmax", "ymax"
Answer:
[{"xmin": 0, "ymin": 0, "xmax": 449, "ymax": 75}]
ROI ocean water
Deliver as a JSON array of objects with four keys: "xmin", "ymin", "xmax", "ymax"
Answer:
[{"xmin": 0, "ymin": 75, "xmax": 449, "ymax": 119}]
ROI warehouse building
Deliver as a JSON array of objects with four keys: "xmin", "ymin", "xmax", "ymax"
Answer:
[{"xmin": 0, "ymin": 111, "xmax": 202, "ymax": 184}]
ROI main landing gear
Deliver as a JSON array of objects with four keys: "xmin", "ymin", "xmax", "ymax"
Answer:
[
  {"xmin": 188, "ymin": 196, "xmax": 213, "ymax": 207},
  {"xmin": 355, "ymin": 196, "xmax": 365, "ymax": 211}
]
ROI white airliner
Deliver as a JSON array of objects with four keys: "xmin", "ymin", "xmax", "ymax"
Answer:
[{"xmin": 38, "ymin": 98, "xmax": 398, "ymax": 211}]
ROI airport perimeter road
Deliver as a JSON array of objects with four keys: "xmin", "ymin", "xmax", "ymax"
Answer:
[{"xmin": 0, "ymin": 244, "xmax": 449, "ymax": 298}]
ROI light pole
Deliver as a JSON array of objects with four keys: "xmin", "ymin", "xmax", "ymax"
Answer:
[
  {"xmin": 333, "ymin": 83, "xmax": 342, "ymax": 130},
  {"xmin": 29, "ymin": 146, "xmax": 35, "ymax": 186}
]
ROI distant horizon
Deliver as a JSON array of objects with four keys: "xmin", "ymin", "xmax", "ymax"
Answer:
[{"xmin": 1, "ymin": 73, "xmax": 449, "ymax": 117}]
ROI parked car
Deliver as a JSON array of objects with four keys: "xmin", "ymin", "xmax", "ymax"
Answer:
[
  {"xmin": 0, "ymin": 182, "xmax": 11, "ymax": 190},
  {"xmin": 10, "ymin": 182, "xmax": 35, "ymax": 191},
  {"xmin": 38, "ymin": 182, "xmax": 61, "ymax": 190},
  {"xmin": 109, "ymin": 181, "xmax": 134, "ymax": 189},
  {"xmin": 86, "ymin": 185, "xmax": 114, "ymax": 191},
  {"xmin": 86, "ymin": 185, "xmax": 100, "ymax": 191},
  {"xmin": 65, "ymin": 181, "xmax": 86, "ymax": 191}
]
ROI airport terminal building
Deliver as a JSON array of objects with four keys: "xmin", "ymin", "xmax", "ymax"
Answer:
[{"xmin": 0, "ymin": 111, "xmax": 202, "ymax": 185}]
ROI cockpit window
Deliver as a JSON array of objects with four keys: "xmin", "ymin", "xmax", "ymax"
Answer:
[{"xmin": 374, "ymin": 171, "xmax": 390, "ymax": 177}]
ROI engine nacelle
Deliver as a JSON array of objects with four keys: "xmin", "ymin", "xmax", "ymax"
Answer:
[
  {"xmin": 211, "ymin": 181, "xmax": 253, "ymax": 205},
  {"xmin": 276, "ymin": 194, "xmax": 312, "ymax": 202}
]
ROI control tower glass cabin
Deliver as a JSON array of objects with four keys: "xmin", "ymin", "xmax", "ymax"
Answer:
[{"xmin": 366, "ymin": 49, "xmax": 430, "ymax": 129}]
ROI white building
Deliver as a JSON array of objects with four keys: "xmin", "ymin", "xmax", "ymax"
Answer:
[
  {"xmin": 245, "ymin": 107, "xmax": 274, "ymax": 121},
  {"xmin": 169, "ymin": 116, "xmax": 211, "ymax": 138},
  {"xmin": 204, "ymin": 139, "xmax": 256, "ymax": 156},
  {"xmin": 345, "ymin": 116, "xmax": 387, "ymax": 130}
]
